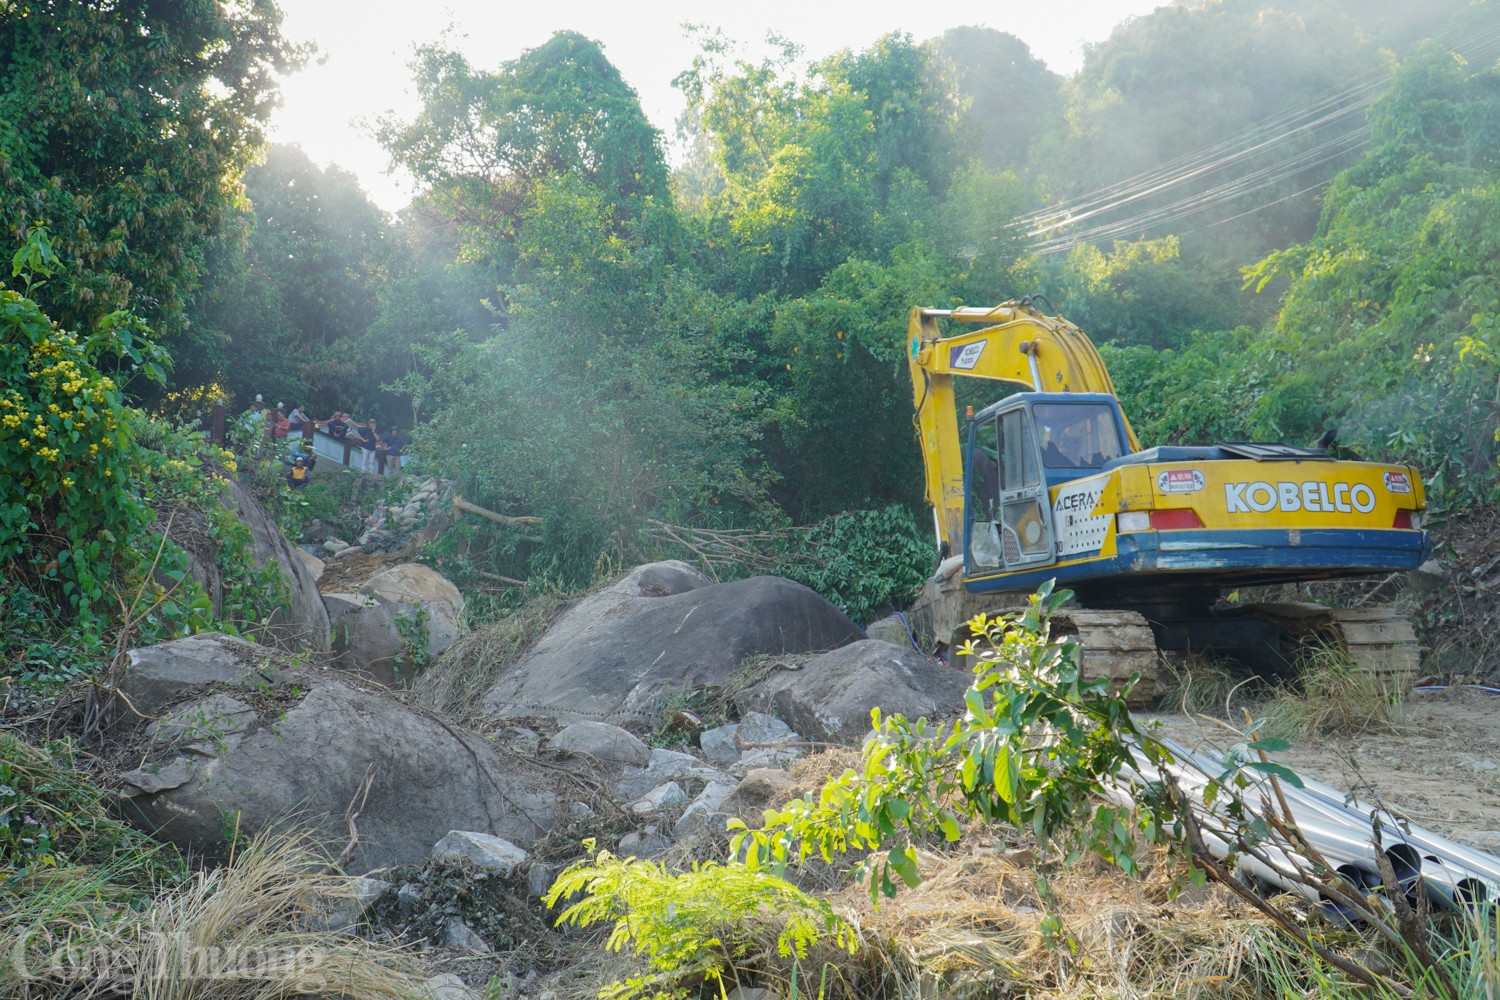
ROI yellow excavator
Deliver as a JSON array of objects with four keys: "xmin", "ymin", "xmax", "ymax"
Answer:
[{"xmin": 909, "ymin": 298, "xmax": 1431, "ymax": 699}]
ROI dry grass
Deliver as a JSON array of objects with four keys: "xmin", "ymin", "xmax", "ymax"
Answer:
[
  {"xmin": 408, "ymin": 589, "xmax": 572, "ymax": 726},
  {"xmin": 1155, "ymin": 651, "xmax": 1255, "ymax": 718},
  {"xmin": 810, "ymin": 846, "xmax": 1303, "ymax": 999},
  {"xmin": 2, "ymin": 830, "xmax": 430, "ymax": 1000},
  {"xmin": 1266, "ymin": 643, "xmax": 1410, "ymax": 739}
]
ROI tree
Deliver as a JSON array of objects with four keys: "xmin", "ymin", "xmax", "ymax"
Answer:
[
  {"xmin": 0, "ymin": 0, "xmax": 301, "ymax": 350},
  {"xmin": 932, "ymin": 26, "xmax": 1062, "ymax": 173},
  {"xmin": 188, "ymin": 144, "xmax": 396, "ymax": 412},
  {"xmin": 378, "ymin": 30, "xmax": 671, "ymax": 275}
]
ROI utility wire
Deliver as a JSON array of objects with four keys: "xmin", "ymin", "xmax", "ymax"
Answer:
[{"xmin": 1022, "ymin": 19, "xmax": 1500, "ymax": 254}]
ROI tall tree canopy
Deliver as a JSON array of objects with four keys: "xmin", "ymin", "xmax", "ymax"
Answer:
[{"xmin": 0, "ymin": 0, "xmax": 300, "ymax": 346}]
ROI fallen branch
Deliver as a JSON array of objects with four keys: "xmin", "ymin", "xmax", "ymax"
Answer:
[
  {"xmin": 477, "ymin": 570, "xmax": 528, "ymax": 587},
  {"xmin": 453, "ymin": 495, "xmax": 543, "ymax": 527}
]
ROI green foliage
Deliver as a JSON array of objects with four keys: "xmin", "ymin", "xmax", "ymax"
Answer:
[
  {"xmin": 189, "ymin": 145, "xmax": 401, "ymax": 414},
  {"xmin": 774, "ymin": 505, "xmax": 931, "ymax": 623},
  {"xmin": 732, "ymin": 583, "xmax": 1174, "ymax": 901},
  {"xmin": 0, "ymin": 262, "xmax": 148, "ymax": 627},
  {"xmin": 0, "ymin": 734, "xmax": 176, "ymax": 880},
  {"xmin": 0, "ymin": 1, "xmax": 301, "ymax": 343},
  {"xmin": 546, "ymin": 847, "xmax": 854, "ymax": 1000}
]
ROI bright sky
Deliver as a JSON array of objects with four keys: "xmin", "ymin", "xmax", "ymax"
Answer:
[{"xmin": 268, "ymin": 1, "xmax": 1166, "ymax": 212}]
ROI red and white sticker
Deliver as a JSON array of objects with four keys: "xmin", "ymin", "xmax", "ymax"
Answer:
[
  {"xmin": 1383, "ymin": 471, "xmax": 1412, "ymax": 494},
  {"xmin": 1157, "ymin": 469, "xmax": 1205, "ymax": 494}
]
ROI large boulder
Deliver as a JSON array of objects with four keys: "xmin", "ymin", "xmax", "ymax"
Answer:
[
  {"xmin": 481, "ymin": 562, "xmax": 864, "ymax": 725},
  {"xmin": 321, "ymin": 564, "xmax": 464, "ymax": 686},
  {"xmin": 117, "ymin": 637, "xmax": 556, "ymax": 871},
  {"xmin": 361, "ymin": 563, "xmax": 465, "ymax": 615},
  {"xmin": 221, "ymin": 477, "xmax": 331, "ymax": 653},
  {"xmin": 735, "ymin": 639, "xmax": 971, "ymax": 743},
  {"xmin": 118, "ymin": 633, "xmax": 274, "ymax": 721},
  {"xmin": 326, "ymin": 593, "xmax": 460, "ymax": 687},
  {"xmin": 174, "ymin": 480, "xmax": 330, "ymax": 654}
]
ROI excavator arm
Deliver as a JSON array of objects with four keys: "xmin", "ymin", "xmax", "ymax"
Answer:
[{"xmin": 908, "ymin": 300, "xmax": 1142, "ymax": 550}]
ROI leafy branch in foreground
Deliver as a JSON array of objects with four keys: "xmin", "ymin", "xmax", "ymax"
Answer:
[
  {"xmin": 732, "ymin": 581, "xmax": 1175, "ymax": 899},
  {"xmin": 544, "ymin": 846, "xmax": 854, "ymax": 1000}
]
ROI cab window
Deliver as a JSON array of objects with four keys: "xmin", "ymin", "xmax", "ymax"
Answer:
[
  {"xmin": 1034, "ymin": 402, "xmax": 1124, "ymax": 468},
  {"xmin": 999, "ymin": 408, "xmax": 1040, "ymax": 491}
]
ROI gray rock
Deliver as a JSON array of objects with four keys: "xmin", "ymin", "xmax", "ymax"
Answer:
[
  {"xmin": 334, "ymin": 545, "xmax": 363, "ymax": 558},
  {"xmin": 725, "ymin": 988, "xmax": 773, "ymax": 1000},
  {"xmin": 700, "ymin": 725, "xmax": 741, "ymax": 767},
  {"xmin": 432, "ymin": 831, "xmax": 529, "ymax": 876},
  {"xmin": 482, "ymin": 563, "xmax": 864, "ymax": 725},
  {"xmin": 119, "ymin": 757, "xmax": 196, "ymax": 796},
  {"xmin": 864, "ymin": 615, "xmax": 912, "ymax": 648},
  {"xmin": 673, "ymin": 781, "xmax": 737, "ymax": 839},
  {"xmin": 527, "ymin": 862, "xmax": 557, "ymax": 899},
  {"xmin": 295, "ymin": 548, "xmax": 325, "ymax": 583},
  {"xmin": 323, "ymin": 538, "xmax": 350, "ymax": 554},
  {"xmin": 423, "ymin": 973, "xmax": 477, "ymax": 1000},
  {"xmin": 737, "ymin": 711, "xmax": 801, "ymax": 745},
  {"xmin": 322, "ymin": 592, "xmax": 377, "ymax": 617},
  {"xmin": 618, "ymin": 828, "xmax": 673, "ymax": 858},
  {"xmin": 312, "ymin": 876, "xmax": 390, "ymax": 932},
  {"xmin": 615, "ymin": 748, "xmax": 731, "ymax": 800},
  {"xmin": 735, "ymin": 639, "xmax": 970, "ymax": 744},
  {"xmin": 547, "ymin": 721, "xmax": 651, "ymax": 767},
  {"xmin": 1410, "ymin": 558, "xmax": 1448, "ymax": 592},
  {"xmin": 362, "ymin": 563, "xmax": 465, "ymax": 614},
  {"xmin": 735, "ymin": 746, "xmax": 805, "ymax": 772},
  {"xmin": 117, "ymin": 639, "xmax": 556, "ymax": 871},
  {"xmin": 220, "ymin": 476, "xmax": 330, "ymax": 653},
  {"xmin": 119, "ymin": 633, "xmax": 273, "ymax": 719},
  {"xmin": 495, "ymin": 726, "xmax": 542, "ymax": 755},
  {"xmin": 445, "ymin": 919, "xmax": 492, "ymax": 954},
  {"xmin": 328, "ymin": 599, "xmax": 460, "ymax": 687},
  {"xmin": 628, "ymin": 781, "xmax": 689, "ymax": 815},
  {"xmin": 146, "ymin": 693, "xmax": 257, "ymax": 752},
  {"xmin": 397, "ymin": 883, "xmax": 423, "ymax": 918}
]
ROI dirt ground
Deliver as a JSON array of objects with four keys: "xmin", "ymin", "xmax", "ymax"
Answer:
[{"xmin": 1147, "ymin": 686, "xmax": 1500, "ymax": 848}]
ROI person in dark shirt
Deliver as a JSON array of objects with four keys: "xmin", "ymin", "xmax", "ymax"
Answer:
[
  {"xmin": 380, "ymin": 427, "xmax": 408, "ymax": 478},
  {"xmin": 355, "ymin": 418, "xmax": 380, "ymax": 474}
]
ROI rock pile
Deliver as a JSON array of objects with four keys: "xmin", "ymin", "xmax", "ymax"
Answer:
[{"xmin": 323, "ymin": 477, "xmax": 449, "ymax": 560}]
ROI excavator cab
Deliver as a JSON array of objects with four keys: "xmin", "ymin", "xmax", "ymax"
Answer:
[{"xmin": 964, "ymin": 392, "xmax": 1131, "ymax": 576}]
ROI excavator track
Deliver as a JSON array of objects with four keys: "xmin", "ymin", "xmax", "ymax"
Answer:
[
  {"xmin": 1234, "ymin": 602, "xmax": 1422, "ymax": 679},
  {"xmin": 911, "ymin": 573, "xmax": 1419, "ymax": 706}
]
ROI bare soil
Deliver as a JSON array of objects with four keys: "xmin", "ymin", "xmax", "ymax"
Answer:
[{"xmin": 1148, "ymin": 686, "xmax": 1500, "ymax": 847}]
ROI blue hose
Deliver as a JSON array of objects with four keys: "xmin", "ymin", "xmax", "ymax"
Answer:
[{"xmin": 1412, "ymin": 684, "xmax": 1500, "ymax": 695}]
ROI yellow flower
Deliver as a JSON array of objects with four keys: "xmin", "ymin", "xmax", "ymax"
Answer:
[
  {"xmin": 1, "ymin": 414, "xmax": 19, "ymax": 428},
  {"xmin": 47, "ymin": 403, "xmax": 59, "ymax": 414},
  {"xmin": 88, "ymin": 443, "xmax": 98, "ymax": 455},
  {"xmin": 61, "ymin": 476, "xmax": 74, "ymax": 488}
]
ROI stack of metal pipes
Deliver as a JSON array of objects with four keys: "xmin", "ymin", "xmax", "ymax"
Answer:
[{"xmin": 1104, "ymin": 734, "xmax": 1498, "ymax": 919}]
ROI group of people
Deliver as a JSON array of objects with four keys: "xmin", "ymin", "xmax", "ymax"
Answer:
[{"xmin": 245, "ymin": 395, "xmax": 410, "ymax": 486}]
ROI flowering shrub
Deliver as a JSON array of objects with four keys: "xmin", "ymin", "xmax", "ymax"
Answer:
[{"xmin": 0, "ymin": 289, "xmax": 140, "ymax": 626}]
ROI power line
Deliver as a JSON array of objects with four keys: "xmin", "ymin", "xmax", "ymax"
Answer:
[{"xmin": 1022, "ymin": 19, "xmax": 1500, "ymax": 254}]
